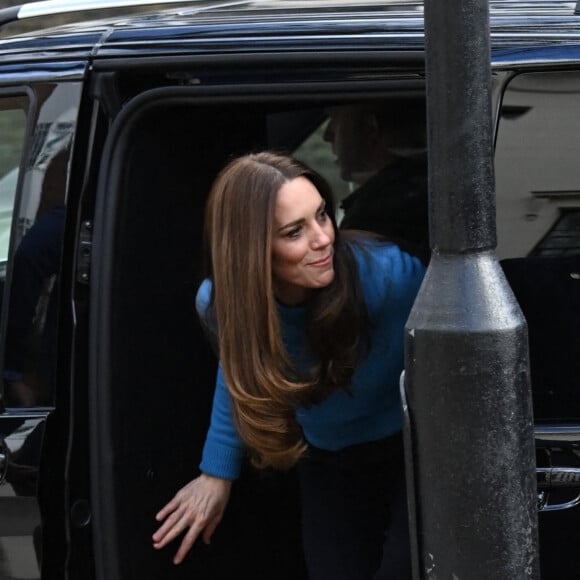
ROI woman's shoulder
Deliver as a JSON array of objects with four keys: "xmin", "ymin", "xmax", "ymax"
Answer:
[
  {"xmin": 195, "ymin": 278, "xmax": 219, "ymax": 352},
  {"xmin": 347, "ymin": 236, "xmax": 424, "ymax": 278},
  {"xmin": 345, "ymin": 236, "xmax": 425, "ymax": 306},
  {"xmin": 195, "ymin": 278, "xmax": 213, "ymax": 318}
]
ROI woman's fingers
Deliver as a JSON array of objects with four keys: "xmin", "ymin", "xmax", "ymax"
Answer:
[
  {"xmin": 152, "ymin": 512, "xmax": 190, "ymax": 549},
  {"xmin": 152, "ymin": 504, "xmax": 187, "ymax": 545},
  {"xmin": 202, "ymin": 515, "xmax": 222, "ymax": 545},
  {"xmin": 153, "ymin": 474, "xmax": 232, "ymax": 563},
  {"xmin": 155, "ymin": 497, "xmax": 179, "ymax": 521},
  {"xmin": 173, "ymin": 520, "xmax": 207, "ymax": 564}
]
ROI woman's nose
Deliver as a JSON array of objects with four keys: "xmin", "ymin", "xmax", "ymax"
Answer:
[{"xmin": 311, "ymin": 224, "xmax": 332, "ymax": 249}]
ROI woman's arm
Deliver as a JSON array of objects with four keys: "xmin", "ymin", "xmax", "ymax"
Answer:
[
  {"xmin": 200, "ymin": 363, "xmax": 245, "ymax": 478},
  {"xmin": 153, "ymin": 364, "xmax": 244, "ymax": 562}
]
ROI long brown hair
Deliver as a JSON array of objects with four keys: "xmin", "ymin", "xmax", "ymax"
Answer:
[{"xmin": 203, "ymin": 151, "xmax": 367, "ymax": 469}]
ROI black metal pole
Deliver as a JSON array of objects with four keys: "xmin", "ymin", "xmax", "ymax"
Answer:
[{"xmin": 403, "ymin": 0, "xmax": 540, "ymax": 578}]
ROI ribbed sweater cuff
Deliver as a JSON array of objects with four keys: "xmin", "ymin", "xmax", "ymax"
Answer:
[{"xmin": 200, "ymin": 441, "xmax": 244, "ymax": 480}]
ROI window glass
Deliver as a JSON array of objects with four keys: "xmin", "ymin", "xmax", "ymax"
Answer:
[
  {"xmin": 495, "ymin": 72, "xmax": 580, "ymax": 259},
  {"xmin": 1, "ymin": 84, "xmax": 75, "ymax": 408},
  {"xmin": 496, "ymin": 72, "xmax": 580, "ymax": 420},
  {"xmin": 0, "ymin": 100, "xmax": 27, "ymax": 277}
]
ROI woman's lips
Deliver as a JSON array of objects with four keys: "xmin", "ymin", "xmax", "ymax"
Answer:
[{"xmin": 308, "ymin": 254, "xmax": 332, "ymax": 267}]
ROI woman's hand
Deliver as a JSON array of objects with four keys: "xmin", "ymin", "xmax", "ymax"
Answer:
[{"xmin": 152, "ymin": 473, "xmax": 232, "ymax": 564}]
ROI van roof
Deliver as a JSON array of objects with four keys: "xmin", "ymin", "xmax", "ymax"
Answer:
[{"xmin": 0, "ymin": 0, "xmax": 579, "ymax": 66}]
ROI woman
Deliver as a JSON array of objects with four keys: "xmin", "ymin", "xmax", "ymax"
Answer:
[{"xmin": 152, "ymin": 152, "xmax": 425, "ymax": 579}]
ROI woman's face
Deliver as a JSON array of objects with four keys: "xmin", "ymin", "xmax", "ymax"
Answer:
[{"xmin": 271, "ymin": 176, "xmax": 335, "ymax": 305}]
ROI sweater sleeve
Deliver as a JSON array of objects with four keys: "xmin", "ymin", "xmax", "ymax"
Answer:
[
  {"xmin": 388, "ymin": 245, "xmax": 425, "ymax": 314},
  {"xmin": 196, "ymin": 279, "xmax": 245, "ymax": 480},
  {"xmin": 354, "ymin": 241, "xmax": 425, "ymax": 319},
  {"xmin": 199, "ymin": 363, "xmax": 245, "ymax": 480}
]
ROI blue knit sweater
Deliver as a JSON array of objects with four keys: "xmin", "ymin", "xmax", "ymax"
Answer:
[{"xmin": 196, "ymin": 240, "xmax": 425, "ymax": 480}]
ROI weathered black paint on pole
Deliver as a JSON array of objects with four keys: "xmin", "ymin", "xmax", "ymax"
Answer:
[{"xmin": 403, "ymin": 0, "xmax": 540, "ymax": 578}]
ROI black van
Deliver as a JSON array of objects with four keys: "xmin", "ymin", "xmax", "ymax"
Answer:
[{"xmin": 0, "ymin": 1, "xmax": 579, "ymax": 578}]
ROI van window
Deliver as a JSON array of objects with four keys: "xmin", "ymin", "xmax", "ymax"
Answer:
[
  {"xmin": 496, "ymin": 71, "xmax": 580, "ymax": 419},
  {"xmin": 0, "ymin": 95, "xmax": 30, "ymax": 408},
  {"xmin": 1, "ymin": 86, "xmax": 72, "ymax": 409},
  {"xmin": 0, "ymin": 97, "xmax": 27, "ymax": 276},
  {"xmin": 495, "ymin": 71, "xmax": 580, "ymax": 260}
]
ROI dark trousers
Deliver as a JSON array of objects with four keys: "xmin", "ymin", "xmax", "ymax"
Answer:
[{"xmin": 297, "ymin": 432, "xmax": 411, "ymax": 580}]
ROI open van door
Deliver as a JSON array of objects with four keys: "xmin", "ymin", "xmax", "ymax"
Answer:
[{"xmin": 0, "ymin": 77, "xmax": 84, "ymax": 579}]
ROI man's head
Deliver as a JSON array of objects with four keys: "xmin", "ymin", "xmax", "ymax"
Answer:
[{"xmin": 323, "ymin": 99, "xmax": 426, "ymax": 184}]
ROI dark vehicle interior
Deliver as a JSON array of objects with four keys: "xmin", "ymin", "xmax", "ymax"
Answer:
[
  {"xmin": 90, "ymin": 91, "xmax": 429, "ymax": 578},
  {"xmin": 84, "ymin": 69, "xmax": 580, "ymax": 579},
  {"xmin": 91, "ymin": 101, "xmax": 308, "ymax": 579}
]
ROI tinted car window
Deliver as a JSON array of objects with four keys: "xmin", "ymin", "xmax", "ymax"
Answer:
[
  {"xmin": 1, "ymin": 84, "xmax": 76, "ymax": 409},
  {"xmin": 496, "ymin": 71, "xmax": 580, "ymax": 260},
  {"xmin": 496, "ymin": 72, "xmax": 580, "ymax": 422},
  {"xmin": 0, "ymin": 92, "xmax": 44, "ymax": 580},
  {"xmin": 0, "ymin": 98, "xmax": 26, "ymax": 279}
]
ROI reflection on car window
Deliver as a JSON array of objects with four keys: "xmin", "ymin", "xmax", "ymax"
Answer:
[
  {"xmin": 2, "ymin": 151, "xmax": 67, "ymax": 408},
  {"xmin": 1, "ymin": 85, "xmax": 74, "ymax": 409},
  {"xmin": 496, "ymin": 72, "xmax": 580, "ymax": 421},
  {"xmin": 496, "ymin": 72, "xmax": 580, "ymax": 259},
  {"xmin": 0, "ymin": 103, "xmax": 27, "ymax": 274}
]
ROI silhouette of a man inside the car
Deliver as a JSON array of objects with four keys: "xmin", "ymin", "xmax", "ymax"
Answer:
[{"xmin": 324, "ymin": 100, "xmax": 430, "ymax": 264}]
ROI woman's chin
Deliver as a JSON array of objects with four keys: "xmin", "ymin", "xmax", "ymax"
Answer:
[{"xmin": 315, "ymin": 269, "xmax": 335, "ymax": 289}]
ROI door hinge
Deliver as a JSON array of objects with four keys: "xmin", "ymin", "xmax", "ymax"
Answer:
[{"xmin": 76, "ymin": 220, "xmax": 93, "ymax": 284}]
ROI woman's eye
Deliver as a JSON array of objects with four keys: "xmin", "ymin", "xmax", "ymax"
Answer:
[
  {"xmin": 317, "ymin": 209, "xmax": 328, "ymax": 222},
  {"xmin": 286, "ymin": 227, "xmax": 301, "ymax": 239}
]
